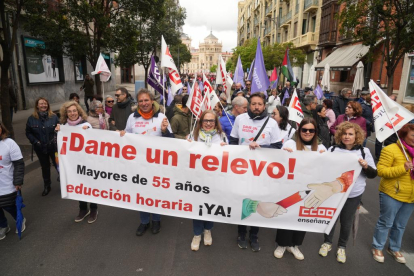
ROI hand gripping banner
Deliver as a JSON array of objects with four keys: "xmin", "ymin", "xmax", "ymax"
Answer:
[{"xmin": 58, "ymin": 127, "xmax": 362, "ymax": 234}]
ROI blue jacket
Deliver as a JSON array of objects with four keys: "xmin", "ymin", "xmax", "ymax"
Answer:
[
  {"xmin": 219, "ymin": 111, "xmax": 235, "ymax": 141},
  {"xmin": 26, "ymin": 113, "xmax": 59, "ymax": 154}
]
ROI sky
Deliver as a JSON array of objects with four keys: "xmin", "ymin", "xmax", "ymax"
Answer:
[{"xmin": 180, "ymin": 0, "xmax": 240, "ymax": 52}]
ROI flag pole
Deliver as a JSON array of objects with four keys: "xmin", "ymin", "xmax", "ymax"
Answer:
[
  {"xmin": 218, "ymin": 100, "xmax": 233, "ymax": 127},
  {"xmin": 162, "ymin": 70, "xmax": 166, "ymax": 114},
  {"xmin": 102, "ymin": 80, "xmax": 104, "ymax": 100}
]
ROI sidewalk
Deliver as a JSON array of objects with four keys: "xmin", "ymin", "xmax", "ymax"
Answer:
[{"xmin": 11, "ymin": 83, "xmax": 135, "ymax": 173}]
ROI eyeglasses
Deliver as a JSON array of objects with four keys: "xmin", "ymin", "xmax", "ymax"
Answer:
[
  {"xmin": 202, "ymin": 119, "xmax": 215, "ymax": 124},
  {"xmin": 106, "ymin": 100, "xmax": 114, "ymax": 103},
  {"xmin": 301, "ymin": 128, "xmax": 315, "ymax": 133},
  {"xmin": 346, "ymin": 106, "xmax": 352, "ymax": 109},
  {"xmin": 271, "ymin": 112, "xmax": 276, "ymax": 116},
  {"xmin": 115, "ymin": 94, "xmax": 122, "ymax": 97}
]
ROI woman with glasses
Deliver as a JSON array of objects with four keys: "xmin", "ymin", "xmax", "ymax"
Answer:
[
  {"xmin": 55, "ymin": 102, "xmax": 95, "ymax": 223},
  {"xmin": 330, "ymin": 101, "xmax": 367, "ymax": 138},
  {"xmin": 187, "ymin": 110, "xmax": 227, "ymax": 251},
  {"xmin": 274, "ymin": 118, "xmax": 326, "ymax": 261},
  {"xmin": 26, "ymin": 97, "xmax": 59, "ymax": 196},
  {"xmin": 271, "ymin": 106, "xmax": 295, "ymax": 145},
  {"xmin": 319, "ymin": 122, "xmax": 376, "ymax": 263},
  {"xmin": 104, "ymin": 95, "xmax": 115, "ymax": 115},
  {"xmin": 86, "ymin": 100, "xmax": 110, "ymax": 130}
]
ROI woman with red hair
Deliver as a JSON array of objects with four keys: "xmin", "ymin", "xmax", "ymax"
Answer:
[{"xmin": 330, "ymin": 101, "xmax": 367, "ymax": 138}]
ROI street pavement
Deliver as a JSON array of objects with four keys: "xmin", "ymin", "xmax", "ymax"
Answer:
[
  {"xmin": 2, "ymin": 90, "xmax": 414, "ymax": 276},
  {"xmin": 2, "ymin": 141, "xmax": 414, "ymax": 275}
]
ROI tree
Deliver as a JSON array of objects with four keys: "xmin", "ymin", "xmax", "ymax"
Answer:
[
  {"xmin": 0, "ymin": 0, "xmax": 24, "ymax": 138},
  {"xmin": 115, "ymin": 0, "xmax": 186, "ymax": 87},
  {"xmin": 23, "ymin": 0, "xmax": 158, "ymax": 95},
  {"xmin": 338, "ymin": 0, "xmax": 414, "ymax": 94},
  {"xmin": 210, "ymin": 64, "xmax": 218, "ymax": 73},
  {"xmin": 230, "ymin": 39, "xmax": 306, "ymax": 71},
  {"xmin": 170, "ymin": 43, "xmax": 191, "ymax": 74}
]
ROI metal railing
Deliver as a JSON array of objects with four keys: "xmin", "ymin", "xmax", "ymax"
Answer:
[
  {"xmin": 304, "ymin": 0, "xmax": 319, "ymax": 10},
  {"xmin": 280, "ymin": 11, "xmax": 292, "ymax": 24},
  {"xmin": 265, "ymin": 4, "xmax": 272, "ymax": 15}
]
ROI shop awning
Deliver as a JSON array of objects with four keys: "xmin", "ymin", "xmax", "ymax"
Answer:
[{"xmin": 315, "ymin": 44, "xmax": 370, "ymax": 71}]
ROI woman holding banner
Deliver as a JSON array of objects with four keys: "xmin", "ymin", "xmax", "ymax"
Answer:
[
  {"xmin": 120, "ymin": 88, "xmax": 173, "ymax": 237},
  {"xmin": 55, "ymin": 101, "xmax": 94, "ymax": 223},
  {"xmin": 319, "ymin": 122, "xmax": 376, "ymax": 263},
  {"xmin": 187, "ymin": 110, "xmax": 227, "ymax": 251},
  {"xmin": 372, "ymin": 123, "xmax": 414, "ymax": 264},
  {"xmin": 275, "ymin": 118, "xmax": 326, "ymax": 260}
]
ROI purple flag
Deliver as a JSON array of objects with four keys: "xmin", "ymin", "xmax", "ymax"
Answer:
[
  {"xmin": 282, "ymin": 89, "xmax": 289, "ymax": 105},
  {"xmin": 271, "ymin": 76, "xmax": 278, "ymax": 89},
  {"xmin": 314, "ymin": 84, "xmax": 323, "ymax": 100},
  {"xmin": 187, "ymin": 82, "xmax": 191, "ymax": 93},
  {"xmin": 233, "ymin": 55, "xmax": 245, "ymax": 88},
  {"xmin": 247, "ymin": 59, "xmax": 255, "ymax": 81},
  {"xmin": 147, "ymin": 56, "xmax": 164, "ymax": 94},
  {"xmin": 167, "ymin": 86, "xmax": 174, "ymax": 106},
  {"xmin": 198, "ymin": 81, "xmax": 204, "ymax": 92},
  {"xmin": 177, "ymin": 87, "xmax": 183, "ymax": 95},
  {"xmin": 250, "ymin": 38, "xmax": 269, "ymax": 97}
]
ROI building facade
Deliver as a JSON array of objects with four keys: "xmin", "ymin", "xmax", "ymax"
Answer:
[
  {"xmin": 237, "ymin": 0, "xmax": 322, "ymax": 87},
  {"xmin": 182, "ymin": 32, "xmax": 233, "ymax": 74}
]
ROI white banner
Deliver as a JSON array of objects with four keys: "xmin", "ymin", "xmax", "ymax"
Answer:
[
  {"xmin": 58, "ymin": 127, "xmax": 362, "ymax": 234},
  {"xmin": 369, "ymin": 80, "xmax": 414, "ymax": 142}
]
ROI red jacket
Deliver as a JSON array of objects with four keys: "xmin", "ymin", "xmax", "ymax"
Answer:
[{"xmin": 330, "ymin": 114, "xmax": 367, "ymax": 137}]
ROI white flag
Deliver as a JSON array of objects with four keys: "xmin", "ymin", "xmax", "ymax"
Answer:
[
  {"xmin": 202, "ymin": 73, "xmax": 219, "ymax": 111},
  {"xmin": 288, "ymin": 89, "xmax": 304, "ymax": 124},
  {"xmin": 160, "ymin": 35, "xmax": 183, "ymax": 94},
  {"xmin": 91, "ymin": 54, "xmax": 111, "ymax": 82},
  {"xmin": 218, "ymin": 55, "xmax": 228, "ymax": 93},
  {"xmin": 187, "ymin": 81, "xmax": 204, "ymax": 118},
  {"xmin": 369, "ymin": 80, "xmax": 414, "ymax": 142},
  {"xmin": 225, "ymin": 73, "xmax": 233, "ymax": 104}
]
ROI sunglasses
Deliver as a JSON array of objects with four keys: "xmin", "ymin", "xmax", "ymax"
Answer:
[
  {"xmin": 301, "ymin": 128, "xmax": 315, "ymax": 133},
  {"xmin": 115, "ymin": 94, "xmax": 122, "ymax": 97},
  {"xmin": 202, "ymin": 119, "xmax": 215, "ymax": 124},
  {"xmin": 106, "ymin": 100, "xmax": 114, "ymax": 103}
]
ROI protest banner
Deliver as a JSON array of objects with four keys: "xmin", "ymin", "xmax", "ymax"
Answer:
[{"xmin": 58, "ymin": 126, "xmax": 361, "ymax": 234}]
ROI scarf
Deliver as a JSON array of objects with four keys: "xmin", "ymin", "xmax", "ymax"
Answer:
[
  {"xmin": 38, "ymin": 111, "xmax": 48, "ymax": 121},
  {"xmin": 117, "ymin": 98, "xmax": 131, "ymax": 109},
  {"xmin": 105, "ymin": 106, "xmax": 112, "ymax": 115},
  {"xmin": 67, "ymin": 116, "xmax": 82, "ymax": 126},
  {"xmin": 98, "ymin": 114, "xmax": 106, "ymax": 130},
  {"xmin": 198, "ymin": 129, "xmax": 217, "ymax": 147},
  {"xmin": 400, "ymin": 140, "xmax": 414, "ymax": 179},
  {"xmin": 138, "ymin": 109, "xmax": 154, "ymax": 120}
]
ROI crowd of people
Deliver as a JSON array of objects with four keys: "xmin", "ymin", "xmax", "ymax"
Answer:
[{"xmin": 0, "ymin": 78, "xmax": 413, "ymax": 267}]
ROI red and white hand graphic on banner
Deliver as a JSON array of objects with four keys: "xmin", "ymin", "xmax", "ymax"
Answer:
[
  {"xmin": 369, "ymin": 80, "xmax": 414, "ymax": 142},
  {"xmin": 288, "ymin": 89, "xmax": 304, "ymax": 124}
]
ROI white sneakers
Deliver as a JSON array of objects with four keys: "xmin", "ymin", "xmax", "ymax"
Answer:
[
  {"xmin": 204, "ymin": 230, "xmax": 212, "ymax": 246},
  {"xmin": 386, "ymin": 248, "xmax": 406, "ymax": 264},
  {"xmin": 191, "ymin": 235, "xmax": 201, "ymax": 251},
  {"xmin": 274, "ymin": 246, "xmax": 286, "ymax": 258},
  {"xmin": 191, "ymin": 230, "xmax": 212, "ymax": 251},
  {"xmin": 372, "ymin": 249, "xmax": 385, "ymax": 263},
  {"xmin": 337, "ymin": 248, "xmax": 346, "ymax": 263},
  {"xmin": 319, "ymin": 243, "xmax": 332, "ymax": 257},
  {"xmin": 287, "ymin": 246, "xmax": 304, "ymax": 260}
]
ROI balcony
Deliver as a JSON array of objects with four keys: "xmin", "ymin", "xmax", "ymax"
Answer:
[
  {"xmin": 280, "ymin": 11, "xmax": 292, "ymax": 27},
  {"xmin": 265, "ymin": 4, "xmax": 272, "ymax": 16},
  {"xmin": 295, "ymin": 3, "xmax": 299, "ymax": 14},
  {"xmin": 264, "ymin": 27, "xmax": 272, "ymax": 37},
  {"xmin": 304, "ymin": 0, "xmax": 319, "ymax": 13},
  {"xmin": 291, "ymin": 32, "xmax": 319, "ymax": 47},
  {"xmin": 254, "ymin": 17, "xmax": 259, "ymax": 26}
]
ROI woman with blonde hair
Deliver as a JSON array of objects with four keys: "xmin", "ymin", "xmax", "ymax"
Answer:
[
  {"xmin": 26, "ymin": 97, "xmax": 59, "ymax": 196},
  {"xmin": 55, "ymin": 101, "xmax": 95, "ymax": 223},
  {"xmin": 318, "ymin": 122, "xmax": 376, "ymax": 263},
  {"xmin": 188, "ymin": 110, "xmax": 227, "ymax": 251}
]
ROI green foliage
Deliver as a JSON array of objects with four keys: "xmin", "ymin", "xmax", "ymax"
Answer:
[
  {"xmin": 338, "ymin": 0, "xmax": 414, "ymax": 93},
  {"xmin": 230, "ymin": 39, "xmax": 306, "ymax": 71},
  {"xmin": 170, "ymin": 43, "xmax": 192, "ymax": 73},
  {"xmin": 210, "ymin": 64, "xmax": 218, "ymax": 73},
  {"xmin": 225, "ymin": 60, "xmax": 235, "ymax": 73}
]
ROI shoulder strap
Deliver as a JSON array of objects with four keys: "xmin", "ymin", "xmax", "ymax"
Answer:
[
  {"xmin": 253, "ymin": 116, "xmax": 270, "ymax": 142},
  {"xmin": 287, "ymin": 126, "xmax": 293, "ymax": 137},
  {"xmin": 330, "ymin": 145, "xmax": 337, "ymax": 152},
  {"xmin": 360, "ymin": 147, "xmax": 365, "ymax": 159}
]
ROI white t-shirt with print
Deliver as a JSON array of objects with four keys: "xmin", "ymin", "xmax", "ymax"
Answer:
[
  {"xmin": 230, "ymin": 113, "xmax": 281, "ymax": 146},
  {"xmin": 280, "ymin": 124, "xmax": 296, "ymax": 145},
  {"xmin": 282, "ymin": 139, "xmax": 327, "ymax": 152},
  {"xmin": 125, "ymin": 113, "xmax": 172, "ymax": 136},
  {"xmin": 0, "ymin": 138, "xmax": 23, "ymax": 196}
]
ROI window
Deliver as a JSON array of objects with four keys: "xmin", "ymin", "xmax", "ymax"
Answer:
[
  {"xmin": 277, "ymin": 33, "xmax": 281, "ymax": 43},
  {"xmin": 340, "ymin": 71, "xmax": 348, "ymax": 82},
  {"xmin": 294, "ymin": 22, "xmax": 298, "ymax": 37},
  {"xmin": 312, "ymin": 16, "xmax": 316, "ymax": 32},
  {"xmin": 302, "ymin": 19, "xmax": 307, "ymax": 35},
  {"xmin": 404, "ymin": 57, "xmax": 414, "ymax": 101}
]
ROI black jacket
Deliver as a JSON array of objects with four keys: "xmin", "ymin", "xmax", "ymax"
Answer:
[
  {"xmin": 26, "ymin": 113, "xmax": 59, "ymax": 154},
  {"xmin": 109, "ymin": 99, "xmax": 135, "ymax": 131},
  {"xmin": 333, "ymin": 95, "xmax": 349, "ymax": 117}
]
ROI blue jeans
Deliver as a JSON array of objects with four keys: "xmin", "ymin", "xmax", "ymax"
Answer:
[
  {"xmin": 193, "ymin": 219, "xmax": 214, "ymax": 236},
  {"xmin": 140, "ymin": 212, "xmax": 160, "ymax": 224},
  {"xmin": 372, "ymin": 192, "xmax": 414, "ymax": 251},
  {"xmin": 0, "ymin": 205, "xmax": 18, "ymax": 228}
]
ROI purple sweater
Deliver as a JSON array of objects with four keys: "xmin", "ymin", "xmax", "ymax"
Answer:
[{"xmin": 330, "ymin": 114, "xmax": 367, "ymax": 137}]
